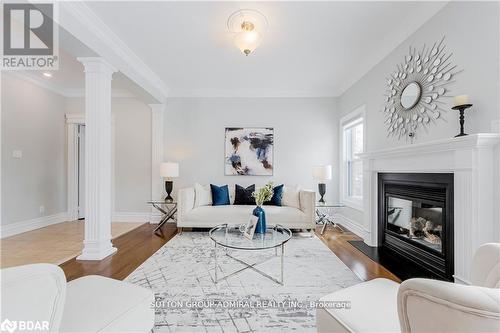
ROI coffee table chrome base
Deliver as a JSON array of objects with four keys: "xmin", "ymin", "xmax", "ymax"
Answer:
[{"xmin": 214, "ymin": 243, "xmax": 285, "ymax": 285}]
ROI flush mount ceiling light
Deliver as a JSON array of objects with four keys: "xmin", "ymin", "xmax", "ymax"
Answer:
[{"xmin": 227, "ymin": 9, "xmax": 268, "ymax": 56}]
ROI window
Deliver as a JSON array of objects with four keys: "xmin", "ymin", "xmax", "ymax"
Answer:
[{"xmin": 340, "ymin": 106, "xmax": 365, "ymax": 210}]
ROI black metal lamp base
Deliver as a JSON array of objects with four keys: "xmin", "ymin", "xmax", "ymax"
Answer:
[
  {"xmin": 165, "ymin": 180, "xmax": 174, "ymax": 203},
  {"xmin": 318, "ymin": 183, "xmax": 326, "ymax": 203}
]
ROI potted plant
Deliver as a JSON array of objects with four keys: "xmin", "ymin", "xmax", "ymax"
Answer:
[{"xmin": 251, "ymin": 182, "xmax": 274, "ymax": 234}]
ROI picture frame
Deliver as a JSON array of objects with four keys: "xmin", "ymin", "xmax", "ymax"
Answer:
[
  {"xmin": 243, "ymin": 215, "xmax": 259, "ymax": 239},
  {"xmin": 224, "ymin": 127, "xmax": 274, "ymax": 176}
]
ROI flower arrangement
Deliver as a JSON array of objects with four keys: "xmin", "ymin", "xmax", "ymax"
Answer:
[{"xmin": 252, "ymin": 182, "xmax": 274, "ymax": 206}]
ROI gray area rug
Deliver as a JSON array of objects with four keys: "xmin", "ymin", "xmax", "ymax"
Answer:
[{"xmin": 126, "ymin": 232, "xmax": 360, "ymax": 332}]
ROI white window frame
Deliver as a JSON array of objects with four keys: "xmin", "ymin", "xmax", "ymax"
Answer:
[{"xmin": 339, "ymin": 105, "xmax": 365, "ymax": 211}]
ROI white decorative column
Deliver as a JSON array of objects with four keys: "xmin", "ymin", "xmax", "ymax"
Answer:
[
  {"xmin": 150, "ymin": 103, "xmax": 165, "ymax": 223},
  {"xmin": 77, "ymin": 57, "xmax": 117, "ymax": 260}
]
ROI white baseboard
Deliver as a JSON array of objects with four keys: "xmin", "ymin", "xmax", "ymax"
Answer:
[
  {"xmin": 1, "ymin": 212, "xmax": 69, "ymax": 238},
  {"xmin": 336, "ymin": 213, "xmax": 370, "ymax": 241},
  {"xmin": 149, "ymin": 212, "xmax": 163, "ymax": 224},
  {"xmin": 112, "ymin": 212, "xmax": 152, "ymax": 223}
]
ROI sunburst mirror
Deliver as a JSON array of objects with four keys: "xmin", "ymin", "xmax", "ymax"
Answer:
[{"xmin": 383, "ymin": 37, "xmax": 461, "ymax": 141}]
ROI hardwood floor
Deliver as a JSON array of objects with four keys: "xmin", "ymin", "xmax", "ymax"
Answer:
[
  {"xmin": 315, "ymin": 225, "xmax": 401, "ymax": 283},
  {"xmin": 60, "ymin": 223, "xmax": 178, "ymax": 281},
  {"xmin": 0, "ymin": 221, "xmax": 144, "ymax": 269},
  {"xmin": 59, "ymin": 222, "xmax": 400, "ymax": 283}
]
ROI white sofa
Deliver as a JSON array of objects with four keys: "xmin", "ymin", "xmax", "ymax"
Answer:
[
  {"xmin": 316, "ymin": 243, "xmax": 500, "ymax": 332},
  {"xmin": 177, "ymin": 186, "xmax": 316, "ymax": 229},
  {"xmin": 1, "ymin": 263, "xmax": 155, "ymax": 332}
]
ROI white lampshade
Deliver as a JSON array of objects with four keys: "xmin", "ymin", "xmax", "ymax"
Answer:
[
  {"xmin": 160, "ymin": 162, "xmax": 179, "ymax": 178},
  {"xmin": 312, "ymin": 165, "xmax": 332, "ymax": 182}
]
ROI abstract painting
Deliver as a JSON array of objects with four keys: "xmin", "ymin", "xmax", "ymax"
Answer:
[{"xmin": 225, "ymin": 127, "xmax": 274, "ymax": 176}]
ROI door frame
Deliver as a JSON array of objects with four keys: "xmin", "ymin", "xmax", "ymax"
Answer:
[{"xmin": 66, "ymin": 113, "xmax": 115, "ymax": 221}]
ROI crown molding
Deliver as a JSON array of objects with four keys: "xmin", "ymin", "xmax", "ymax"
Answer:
[
  {"xmin": 55, "ymin": 1, "xmax": 169, "ymax": 102},
  {"xmin": 169, "ymin": 88, "xmax": 338, "ymax": 98},
  {"xmin": 5, "ymin": 71, "xmax": 135, "ymax": 98}
]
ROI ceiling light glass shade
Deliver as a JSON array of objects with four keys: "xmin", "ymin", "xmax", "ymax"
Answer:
[{"xmin": 234, "ymin": 29, "xmax": 262, "ymax": 56}]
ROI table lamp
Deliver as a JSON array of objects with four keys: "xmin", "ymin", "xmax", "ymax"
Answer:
[
  {"xmin": 313, "ymin": 165, "xmax": 332, "ymax": 203},
  {"xmin": 160, "ymin": 162, "xmax": 179, "ymax": 203}
]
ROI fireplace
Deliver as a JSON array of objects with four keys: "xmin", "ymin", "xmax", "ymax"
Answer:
[{"xmin": 378, "ymin": 173, "xmax": 454, "ymax": 281}]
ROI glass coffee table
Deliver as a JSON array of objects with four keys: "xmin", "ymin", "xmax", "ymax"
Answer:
[{"xmin": 209, "ymin": 224, "xmax": 292, "ymax": 285}]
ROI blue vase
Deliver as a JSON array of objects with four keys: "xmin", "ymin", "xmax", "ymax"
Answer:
[{"xmin": 253, "ymin": 206, "xmax": 267, "ymax": 234}]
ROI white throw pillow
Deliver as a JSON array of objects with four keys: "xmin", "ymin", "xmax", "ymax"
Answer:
[
  {"xmin": 194, "ymin": 183, "xmax": 212, "ymax": 207},
  {"xmin": 282, "ymin": 186, "xmax": 300, "ymax": 209}
]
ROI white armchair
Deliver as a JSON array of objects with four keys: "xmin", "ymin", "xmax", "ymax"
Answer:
[
  {"xmin": 1, "ymin": 263, "xmax": 155, "ymax": 332},
  {"xmin": 317, "ymin": 243, "xmax": 500, "ymax": 332}
]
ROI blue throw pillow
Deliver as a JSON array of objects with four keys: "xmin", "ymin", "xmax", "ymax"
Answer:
[
  {"xmin": 264, "ymin": 184, "xmax": 284, "ymax": 206},
  {"xmin": 210, "ymin": 184, "xmax": 230, "ymax": 206}
]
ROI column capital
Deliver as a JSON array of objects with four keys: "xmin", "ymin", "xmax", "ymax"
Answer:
[
  {"xmin": 77, "ymin": 57, "xmax": 117, "ymax": 75},
  {"xmin": 148, "ymin": 103, "xmax": 165, "ymax": 113}
]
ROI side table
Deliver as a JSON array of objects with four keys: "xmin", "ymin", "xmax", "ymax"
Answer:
[
  {"xmin": 147, "ymin": 201, "xmax": 177, "ymax": 234},
  {"xmin": 316, "ymin": 203, "xmax": 345, "ymax": 235}
]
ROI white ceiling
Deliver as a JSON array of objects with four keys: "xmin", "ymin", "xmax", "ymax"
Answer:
[{"xmin": 83, "ymin": 1, "xmax": 448, "ymax": 98}]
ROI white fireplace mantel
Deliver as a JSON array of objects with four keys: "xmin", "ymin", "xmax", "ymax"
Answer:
[{"xmin": 359, "ymin": 133, "xmax": 500, "ymax": 284}]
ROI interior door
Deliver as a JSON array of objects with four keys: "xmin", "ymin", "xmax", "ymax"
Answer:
[{"xmin": 78, "ymin": 125, "xmax": 85, "ymax": 219}]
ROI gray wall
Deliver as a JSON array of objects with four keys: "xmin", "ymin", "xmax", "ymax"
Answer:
[
  {"xmin": 1, "ymin": 73, "xmax": 67, "ymax": 225},
  {"xmin": 164, "ymin": 97, "xmax": 339, "ymax": 202},
  {"xmin": 337, "ymin": 1, "xmax": 500, "ymax": 228},
  {"xmin": 1, "ymin": 74, "xmax": 153, "ymax": 228},
  {"xmin": 65, "ymin": 97, "xmax": 152, "ymax": 214}
]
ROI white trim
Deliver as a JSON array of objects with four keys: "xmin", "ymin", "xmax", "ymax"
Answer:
[
  {"xmin": 4, "ymin": 72, "xmax": 134, "ymax": 98},
  {"xmin": 65, "ymin": 113, "xmax": 85, "ymax": 124},
  {"xmin": 1, "ymin": 212, "xmax": 69, "ymax": 239},
  {"xmin": 112, "ymin": 212, "xmax": 152, "ymax": 223},
  {"xmin": 66, "ymin": 114, "xmax": 116, "ymax": 221},
  {"xmin": 336, "ymin": 213, "xmax": 370, "ymax": 241},
  {"xmin": 359, "ymin": 133, "xmax": 500, "ymax": 159},
  {"xmin": 339, "ymin": 105, "xmax": 366, "ymax": 211},
  {"xmin": 56, "ymin": 1, "xmax": 168, "ymax": 102},
  {"xmin": 453, "ymin": 275, "xmax": 471, "ymax": 285}
]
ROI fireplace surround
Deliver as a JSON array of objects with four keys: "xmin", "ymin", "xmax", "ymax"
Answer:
[
  {"xmin": 358, "ymin": 133, "xmax": 499, "ymax": 283},
  {"xmin": 378, "ymin": 173, "xmax": 454, "ymax": 281}
]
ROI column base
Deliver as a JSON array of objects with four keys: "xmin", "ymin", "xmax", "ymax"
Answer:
[{"xmin": 77, "ymin": 240, "xmax": 117, "ymax": 261}]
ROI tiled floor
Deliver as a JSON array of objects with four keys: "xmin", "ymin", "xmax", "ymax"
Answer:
[{"xmin": 0, "ymin": 220, "xmax": 144, "ymax": 268}]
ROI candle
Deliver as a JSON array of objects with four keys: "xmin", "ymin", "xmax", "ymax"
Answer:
[{"xmin": 453, "ymin": 95, "xmax": 469, "ymax": 107}]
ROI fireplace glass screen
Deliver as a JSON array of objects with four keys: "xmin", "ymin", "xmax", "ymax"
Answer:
[{"xmin": 386, "ymin": 196, "xmax": 443, "ymax": 253}]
